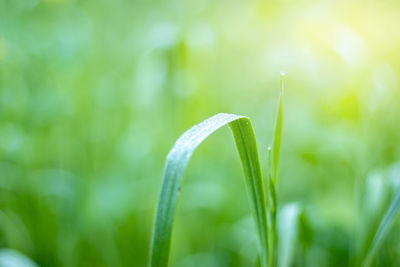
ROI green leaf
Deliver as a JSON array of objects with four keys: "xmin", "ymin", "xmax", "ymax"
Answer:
[
  {"xmin": 362, "ymin": 191, "xmax": 400, "ymax": 266},
  {"xmin": 271, "ymin": 72, "xmax": 284, "ymax": 184},
  {"xmin": 149, "ymin": 113, "xmax": 269, "ymax": 267}
]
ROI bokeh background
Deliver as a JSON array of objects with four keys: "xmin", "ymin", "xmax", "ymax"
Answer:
[{"xmin": 1, "ymin": 0, "xmax": 400, "ymax": 266}]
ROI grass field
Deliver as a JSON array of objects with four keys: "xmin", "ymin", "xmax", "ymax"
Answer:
[{"xmin": 1, "ymin": 0, "xmax": 400, "ymax": 266}]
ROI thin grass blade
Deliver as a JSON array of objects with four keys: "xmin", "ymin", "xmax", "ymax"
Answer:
[
  {"xmin": 149, "ymin": 113, "xmax": 269, "ymax": 267},
  {"xmin": 266, "ymin": 73, "xmax": 285, "ymax": 267},
  {"xmin": 271, "ymin": 72, "xmax": 284, "ymax": 183}
]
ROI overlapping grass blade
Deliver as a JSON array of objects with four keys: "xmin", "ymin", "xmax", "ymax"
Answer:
[
  {"xmin": 149, "ymin": 113, "xmax": 269, "ymax": 267},
  {"xmin": 362, "ymin": 191, "xmax": 400, "ymax": 266}
]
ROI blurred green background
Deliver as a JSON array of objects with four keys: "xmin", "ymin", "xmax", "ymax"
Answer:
[{"xmin": 1, "ymin": 0, "xmax": 400, "ymax": 266}]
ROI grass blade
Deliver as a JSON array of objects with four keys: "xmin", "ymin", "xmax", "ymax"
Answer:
[
  {"xmin": 271, "ymin": 72, "xmax": 284, "ymax": 183},
  {"xmin": 362, "ymin": 191, "xmax": 400, "ymax": 266},
  {"xmin": 149, "ymin": 113, "xmax": 269, "ymax": 267},
  {"xmin": 267, "ymin": 72, "xmax": 285, "ymax": 267}
]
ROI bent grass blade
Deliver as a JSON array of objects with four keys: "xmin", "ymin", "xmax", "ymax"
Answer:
[{"xmin": 149, "ymin": 113, "xmax": 269, "ymax": 267}]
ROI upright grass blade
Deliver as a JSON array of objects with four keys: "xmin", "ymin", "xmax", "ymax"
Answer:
[
  {"xmin": 149, "ymin": 113, "xmax": 269, "ymax": 267},
  {"xmin": 362, "ymin": 191, "xmax": 400, "ymax": 266},
  {"xmin": 267, "ymin": 72, "xmax": 284, "ymax": 267},
  {"xmin": 267, "ymin": 147, "xmax": 277, "ymax": 267},
  {"xmin": 271, "ymin": 72, "xmax": 284, "ymax": 184}
]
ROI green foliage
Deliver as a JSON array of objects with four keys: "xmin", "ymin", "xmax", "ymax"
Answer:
[
  {"xmin": 150, "ymin": 114, "xmax": 268, "ymax": 267},
  {"xmin": 151, "ymin": 76, "xmax": 289, "ymax": 267},
  {"xmin": 2, "ymin": 0, "xmax": 400, "ymax": 266}
]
